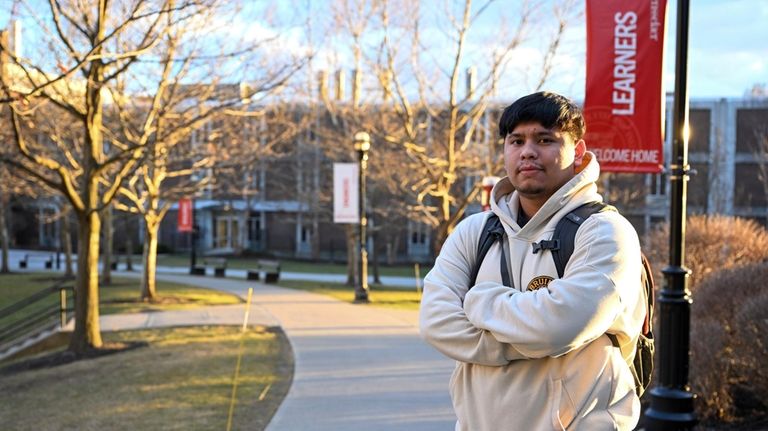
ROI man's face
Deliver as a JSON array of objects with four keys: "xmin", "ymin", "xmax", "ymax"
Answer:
[{"xmin": 503, "ymin": 121, "xmax": 586, "ymax": 202}]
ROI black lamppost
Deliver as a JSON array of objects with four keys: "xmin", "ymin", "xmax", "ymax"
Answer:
[
  {"xmin": 644, "ymin": 0, "xmax": 698, "ymax": 428},
  {"xmin": 354, "ymin": 131, "xmax": 371, "ymax": 303}
]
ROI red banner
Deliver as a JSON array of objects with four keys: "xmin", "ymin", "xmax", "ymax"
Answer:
[
  {"xmin": 584, "ymin": 0, "xmax": 667, "ymax": 173},
  {"xmin": 178, "ymin": 198, "xmax": 193, "ymax": 232}
]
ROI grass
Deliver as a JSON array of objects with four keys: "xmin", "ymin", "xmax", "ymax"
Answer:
[
  {"xmin": 0, "ymin": 325, "xmax": 293, "ymax": 431},
  {"xmin": 154, "ymin": 254, "xmax": 432, "ymax": 277},
  {"xmin": 98, "ymin": 278, "xmax": 242, "ymax": 314},
  {"xmin": 0, "ymin": 273, "xmax": 242, "ymax": 335},
  {"xmin": 277, "ymin": 279, "xmax": 422, "ymax": 311},
  {"xmin": 0, "ymin": 272, "xmax": 242, "ymax": 314}
]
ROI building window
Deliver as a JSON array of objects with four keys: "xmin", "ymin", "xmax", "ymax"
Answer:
[
  {"xmin": 248, "ymin": 214, "xmax": 262, "ymax": 242},
  {"xmin": 213, "ymin": 215, "xmax": 240, "ymax": 249},
  {"xmin": 736, "ymin": 108, "xmax": 768, "ymax": 154}
]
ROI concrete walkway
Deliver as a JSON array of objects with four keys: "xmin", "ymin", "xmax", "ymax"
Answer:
[
  {"xmin": 110, "ymin": 272, "xmax": 456, "ymax": 431},
  {"xmin": 4, "ymin": 249, "xmax": 457, "ymax": 429}
]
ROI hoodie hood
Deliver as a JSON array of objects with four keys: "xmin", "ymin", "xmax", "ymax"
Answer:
[{"xmin": 489, "ymin": 151, "xmax": 602, "ymax": 237}]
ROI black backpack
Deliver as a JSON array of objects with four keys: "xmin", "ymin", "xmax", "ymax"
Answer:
[{"xmin": 468, "ymin": 202, "xmax": 656, "ymax": 398}]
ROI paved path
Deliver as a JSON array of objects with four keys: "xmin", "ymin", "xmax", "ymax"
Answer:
[
  {"xmin": 5, "ymin": 249, "xmax": 457, "ymax": 429},
  {"xmin": 112, "ymin": 272, "xmax": 456, "ymax": 431}
]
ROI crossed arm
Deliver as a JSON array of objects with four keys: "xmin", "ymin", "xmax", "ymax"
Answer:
[{"xmin": 419, "ymin": 214, "xmax": 641, "ymax": 364}]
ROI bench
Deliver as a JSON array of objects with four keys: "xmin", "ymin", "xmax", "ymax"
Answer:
[
  {"xmin": 193, "ymin": 257, "xmax": 227, "ymax": 277},
  {"xmin": 247, "ymin": 259, "xmax": 281, "ymax": 283},
  {"xmin": 19, "ymin": 254, "xmax": 54, "ymax": 269}
]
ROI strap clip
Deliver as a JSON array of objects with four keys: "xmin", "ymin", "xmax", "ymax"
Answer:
[{"xmin": 532, "ymin": 239, "xmax": 560, "ymax": 254}]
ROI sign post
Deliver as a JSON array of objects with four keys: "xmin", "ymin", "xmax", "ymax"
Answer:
[
  {"xmin": 178, "ymin": 198, "xmax": 198, "ymax": 274},
  {"xmin": 178, "ymin": 198, "xmax": 193, "ymax": 232},
  {"xmin": 333, "ymin": 163, "xmax": 359, "ymax": 224}
]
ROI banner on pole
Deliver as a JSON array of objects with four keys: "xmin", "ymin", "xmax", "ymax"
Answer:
[
  {"xmin": 584, "ymin": 0, "xmax": 668, "ymax": 173},
  {"xmin": 178, "ymin": 198, "xmax": 193, "ymax": 232},
  {"xmin": 333, "ymin": 163, "xmax": 359, "ymax": 224}
]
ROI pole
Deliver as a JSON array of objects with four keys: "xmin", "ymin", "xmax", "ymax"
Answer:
[
  {"xmin": 354, "ymin": 132, "xmax": 370, "ymax": 303},
  {"xmin": 414, "ymin": 263, "xmax": 421, "ymax": 294},
  {"xmin": 60, "ymin": 287, "xmax": 67, "ymax": 328},
  {"xmin": 226, "ymin": 287, "xmax": 254, "ymax": 431},
  {"xmin": 190, "ymin": 199, "xmax": 198, "ymax": 275},
  {"xmin": 644, "ymin": 0, "xmax": 698, "ymax": 428}
]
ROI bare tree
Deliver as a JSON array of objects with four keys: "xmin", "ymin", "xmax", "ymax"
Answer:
[
  {"xmin": 0, "ymin": 1, "xmax": 302, "ymax": 353},
  {"xmin": 108, "ymin": 6, "xmax": 304, "ymax": 301},
  {"xmin": 330, "ymin": 0, "xmax": 580, "ymax": 254}
]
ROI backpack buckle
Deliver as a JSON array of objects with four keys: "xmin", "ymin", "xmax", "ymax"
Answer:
[{"xmin": 532, "ymin": 239, "xmax": 560, "ymax": 254}]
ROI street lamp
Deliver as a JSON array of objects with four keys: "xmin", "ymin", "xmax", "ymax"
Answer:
[
  {"xmin": 644, "ymin": 0, "xmax": 698, "ymax": 428},
  {"xmin": 354, "ymin": 131, "xmax": 371, "ymax": 303}
]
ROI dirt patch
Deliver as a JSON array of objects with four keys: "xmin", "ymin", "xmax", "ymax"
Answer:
[
  {"xmin": 101, "ymin": 296, "xmax": 204, "ymax": 306},
  {"xmin": 0, "ymin": 341, "xmax": 147, "ymax": 376}
]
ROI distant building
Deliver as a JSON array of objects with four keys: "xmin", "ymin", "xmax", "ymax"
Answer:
[
  {"xmin": 7, "ymin": 95, "xmax": 768, "ymax": 261},
  {"xmin": 604, "ymin": 96, "xmax": 768, "ymax": 241}
]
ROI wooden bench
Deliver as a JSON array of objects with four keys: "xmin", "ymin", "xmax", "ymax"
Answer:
[
  {"xmin": 246, "ymin": 259, "xmax": 281, "ymax": 283},
  {"xmin": 19, "ymin": 254, "xmax": 54, "ymax": 269},
  {"xmin": 199, "ymin": 257, "xmax": 227, "ymax": 277}
]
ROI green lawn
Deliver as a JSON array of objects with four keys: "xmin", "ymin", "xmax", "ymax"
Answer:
[
  {"xmin": 0, "ymin": 273, "xmax": 242, "ymax": 330},
  {"xmin": 99, "ymin": 278, "xmax": 242, "ymax": 314},
  {"xmin": 277, "ymin": 279, "xmax": 422, "ymax": 311},
  {"xmin": 0, "ymin": 325, "xmax": 293, "ymax": 431}
]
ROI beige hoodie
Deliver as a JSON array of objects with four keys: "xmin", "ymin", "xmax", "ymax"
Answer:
[{"xmin": 419, "ymin": 153, "xmax": 645, "ymax": 430}]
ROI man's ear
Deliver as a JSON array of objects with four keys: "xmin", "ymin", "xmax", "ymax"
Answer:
[{"xmin": 573, "ymin": 139, "xmax": 586, "ymax": 167}]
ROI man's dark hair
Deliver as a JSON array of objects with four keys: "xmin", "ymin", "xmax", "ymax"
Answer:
[{"xmin": 498, "ymin": 91, "xmax": 585, "ymax": 140}]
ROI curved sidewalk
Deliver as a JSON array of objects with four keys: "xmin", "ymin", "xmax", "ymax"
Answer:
[{"xmin": 112, "ymin": 272, "xmax": 457, "ymax": 431}]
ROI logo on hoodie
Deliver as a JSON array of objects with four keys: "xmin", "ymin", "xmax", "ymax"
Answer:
[{"xmin": 527, "ymin": 275, "xmax": 554, "ymax": 291}]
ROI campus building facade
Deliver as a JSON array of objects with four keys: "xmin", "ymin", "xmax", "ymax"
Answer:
[{"xmin": 8, "ymin": 96, "xmax": 768, "ymax": 263}]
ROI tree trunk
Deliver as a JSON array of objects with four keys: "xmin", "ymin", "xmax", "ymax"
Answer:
[
  {"xmin": 125, "ymin": 236, "xmax": 133, "ymax": 271},
  {"xmin": 101, "ymin": 204, "xmax": 113, "ymax": 284},
  {"xmin": 69, "ymin": 210, "xmax": 103, "ymax": 353},
  {"xmin": 311, "ymin": 213, "xmax": 320, "ymax": 260},
  {"xmin": 69, "ymin": 50, "xmax": 106, "ymax": 354},
  {"xmin": 0, "ymin": 193, "xmax": 9, "ymax": 273},
  {"xmin": 141, "ymin": 221, "xmax": 159, "ymax": 301},
  {"xmin": 372, "ymin": 230, "xmax": 381, "ymax": 284},
  {"xmin": 433, "ymin": 222, "xmax": 450, "ymax": 257},
  {"xmin": 123, "ymin": 212, "xmax": 133, "ymax": 271},
  {"xmin": 62, "ymin": 213, "xmax": 74, "ymax": 277}
]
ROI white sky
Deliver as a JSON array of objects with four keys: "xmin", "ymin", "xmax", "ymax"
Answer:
[
  {"xmin": 1, "ymin": 0, "xmax": 766, "ymax": 100},
  {"xmin": 465, "ymin": 0, "xmax": 768, "ymax": 101}
]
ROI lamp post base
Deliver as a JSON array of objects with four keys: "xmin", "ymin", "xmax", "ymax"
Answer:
[{"xmin": 644, "ymin": 386, "xmax": 697, "ymax": 430}]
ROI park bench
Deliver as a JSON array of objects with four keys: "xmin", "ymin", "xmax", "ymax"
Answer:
[
  {"xmin": 19, "ymin": 254, "xmax": 54, "ymax": 269},
  {"xmin": 246, "ymin": 259, "xmax": 281, "ymax": 283},
  {"xmin": 194, "ymin": 257, "xmax": 227, "ymax": 277}
]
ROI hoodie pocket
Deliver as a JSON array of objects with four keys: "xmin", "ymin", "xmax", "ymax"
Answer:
[{"xmin": 549, "ymin": 378, "xmax": 577, "ymax": 430}]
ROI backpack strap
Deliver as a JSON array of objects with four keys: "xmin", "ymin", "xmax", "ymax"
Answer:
[
  {"xmin": 548, "ymin": 202, "xmax": 614, "ymax": 278},
  {"xmin": 468, "ymin": 214, "xmax": 511, "ymax": 289},
  {"xmin": 544, "ymin": 202, "xmax": 622, "ymax": 349},
  {"xmin": 640, "ymin": 253, "xmax": 655, "ymax": 335}
]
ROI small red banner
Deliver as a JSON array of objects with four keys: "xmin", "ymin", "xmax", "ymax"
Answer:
[
  {"xmin": 178, "ymin": 198, "xmax": 193, "ymax": 232},
  {"xmin": 584, "ymin": 0, "xmax": 668, "ymax": 173}
]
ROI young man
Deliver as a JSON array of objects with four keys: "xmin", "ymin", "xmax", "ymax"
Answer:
[{"xmin": 419, "ymin": 91, "xmax": 645, "ymax": 430}]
